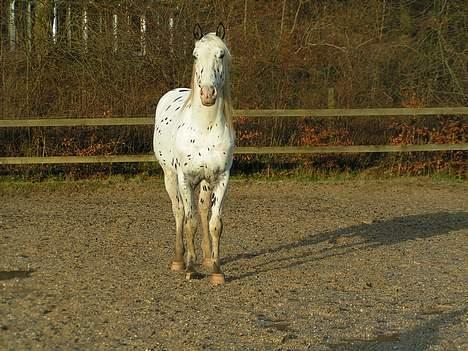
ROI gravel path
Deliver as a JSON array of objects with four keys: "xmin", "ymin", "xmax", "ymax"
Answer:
[{"xmin": 1, "ymin": 179, "xmax": 467, "ymax": 350}]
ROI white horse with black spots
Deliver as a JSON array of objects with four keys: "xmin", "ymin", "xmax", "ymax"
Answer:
[{"xmin": 153, "ymin": 23, "xmax": 234, "ymax": 284}]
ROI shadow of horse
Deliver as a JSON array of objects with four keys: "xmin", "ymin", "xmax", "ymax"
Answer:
[
  {"xmin": 225, "ymin": 211, "xmax": 468, "ymax": 280},
  {"xmin": 325, "ymin": 307, "xmax": 467, "ymax": 351}
]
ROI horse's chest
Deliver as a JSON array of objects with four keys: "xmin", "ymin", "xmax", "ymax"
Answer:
[{"xmin": 175, "ymin": 128, "xmax": 233, "ymax": 179}]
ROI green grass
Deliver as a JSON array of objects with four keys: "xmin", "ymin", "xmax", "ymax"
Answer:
[
  {"xmin": 0, "ymin": 174, "xmax": 160, "ymax": 193},
  {"xmin": 231, "ymin": 173, "xmax": 465, "ymax": 185},
  {"xmin": 1, "ymin": 168, "xmax": 464, "ymax": 194}
]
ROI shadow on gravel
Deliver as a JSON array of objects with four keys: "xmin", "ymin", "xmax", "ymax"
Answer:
[
  {"xmin": 225, "ymin": 211, "xmax": 468, "ymax": 280},
  {"xmin": 325, "ymin": 307, "xmax": 467, "ymax": 351},
  {"xmin": 0, "ymin": 270, "xmax": 35, "ymax": 281}
]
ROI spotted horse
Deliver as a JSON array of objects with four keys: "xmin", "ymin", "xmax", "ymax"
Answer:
[{"xmin": 154, "ymin": 23, "xmax": 235, "ymax": 284}]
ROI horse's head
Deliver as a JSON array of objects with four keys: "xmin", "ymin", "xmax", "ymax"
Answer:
[{"xmin": 192, "ymin": 23, "xmax": 230, "ymax": 107}]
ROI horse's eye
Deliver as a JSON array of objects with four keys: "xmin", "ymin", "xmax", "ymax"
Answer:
[{"xmin": 218, "ymin": 51, "xmax": 225, "ymax": 59}]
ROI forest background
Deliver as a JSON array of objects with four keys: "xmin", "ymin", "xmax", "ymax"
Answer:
[{"xmin": 1, "ymin": 0, "xmax": 466, "ymax": 178}]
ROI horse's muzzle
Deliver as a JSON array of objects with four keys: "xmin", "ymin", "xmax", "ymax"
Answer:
[{"xmin": 200, "ymin": 86, "xmax": 217, "ymax": 106}]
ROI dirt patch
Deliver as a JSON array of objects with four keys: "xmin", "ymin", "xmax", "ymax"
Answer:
[{"xmin": 1, "ymin": 179, "xmax": 467, "ymax": 350}]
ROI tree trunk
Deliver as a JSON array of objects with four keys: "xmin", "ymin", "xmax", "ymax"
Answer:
[
  {"xmin": 33, "ymin": 0, "xmax": 52, "ymax": 56},
  {"xmin": 8, "ymin": 0, "xmax": 16, "ymax": 50}
]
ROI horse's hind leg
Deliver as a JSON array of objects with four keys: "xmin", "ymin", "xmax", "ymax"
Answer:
[
  {"xmin": 199, "ymin": 180, "xmax": 212, "ymax": 268},
  {"xmin": 163, "ymin": 171, "xmax": 185, "ymax": 272}
]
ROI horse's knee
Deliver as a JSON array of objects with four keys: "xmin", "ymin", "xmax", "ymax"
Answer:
[
  {"xmin": 172, "ymin": 202, "xmax": 184, "ymax": 220},
  {"xmin": 209, "ymin": 216, "xmax": 223, "ymax": 237}
]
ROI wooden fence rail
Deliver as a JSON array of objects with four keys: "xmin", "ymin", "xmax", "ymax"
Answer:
[
  {"xmin": 0, "ymin": 145, "xmax": 467, "ymax": 165},
  {"xmin": 1, "ymin": 107, "xmax": 468, "ymax": 127},
  {"xmin": 1, "ymin": 108, "xmax": 467, "ymax": 165}
]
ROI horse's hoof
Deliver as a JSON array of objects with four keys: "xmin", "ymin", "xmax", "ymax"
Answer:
[
  {"xmin": 202, "ymin": 258, "xmax": 212, "ymax": 268},
  {"xmin": 209, "ymin": 273, "xmax": 225, "ymax": 285},
  {"xmin": 171, "ymin": 261, "xmax": 185, "ymax": 272}
]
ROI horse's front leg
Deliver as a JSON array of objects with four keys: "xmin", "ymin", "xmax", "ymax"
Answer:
[
  {"xmin": 177, "ymin": 172, "xmax": 198, "ymax": 279},
  {"xmin": 163, "ymin": 171, "xmax": 185, "ymax": 272},
  {"xmin": 208, "ymin": 171, "xmax": 230, "ymax": 285},
  {"xmin": 199, "ymin": 180, "xmax": 213, "ymax": 268}
]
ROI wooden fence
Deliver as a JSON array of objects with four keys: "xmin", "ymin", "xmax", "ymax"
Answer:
[{"xmin": 1, "ymin": 107, "xmax": 467, "ymax": 165}]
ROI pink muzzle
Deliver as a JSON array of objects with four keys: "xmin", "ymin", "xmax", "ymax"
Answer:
[{"xmin": 200, "ymin": 86, "xmax": 217, "ymax": 106}]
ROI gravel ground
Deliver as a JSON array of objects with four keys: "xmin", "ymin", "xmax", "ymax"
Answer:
[{"xmin": 1, "ymin": 178, "xmax": 467, "ymax": 351}]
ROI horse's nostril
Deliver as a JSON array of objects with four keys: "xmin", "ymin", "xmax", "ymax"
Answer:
[{"xmin": 201, "ymin": 86, "xmax": 216, "ymax": 98}]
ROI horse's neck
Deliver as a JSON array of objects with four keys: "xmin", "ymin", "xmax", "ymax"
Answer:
[{"xmin": 189, "ymin": 94, "xmax": 225, "ymax": 130}]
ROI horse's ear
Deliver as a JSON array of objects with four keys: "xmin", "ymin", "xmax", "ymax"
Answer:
[
  {"xmin": 193, "ymin": 23, "xmax": 203, "ymax": 40},
  {"xmin": 216, "ymin": 22, "xmax": 225, "ymax": 40}
]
